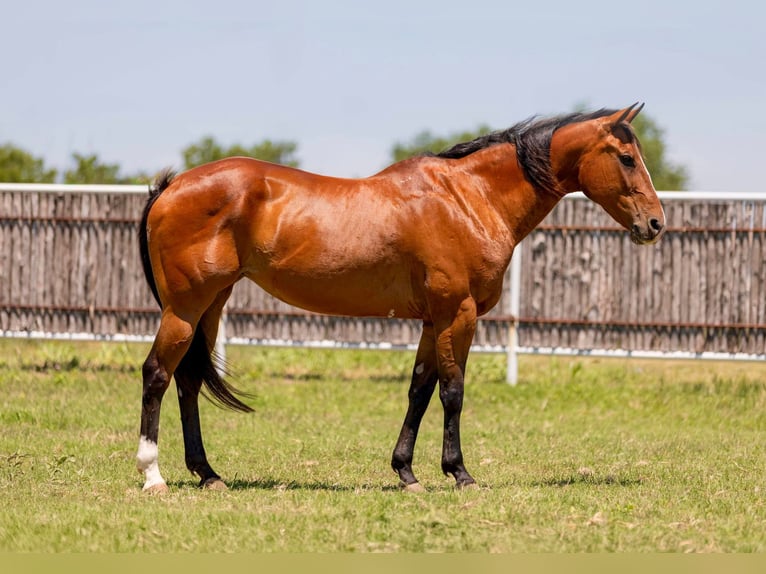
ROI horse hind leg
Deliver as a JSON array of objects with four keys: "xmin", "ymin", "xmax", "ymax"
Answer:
[
  {"xmin": 137, "ymin": 310, "xmax": 198, "ymax": 493},
  {"xmin": 174, "ymin": 286, "xmax": 235, "ymax": 490}
]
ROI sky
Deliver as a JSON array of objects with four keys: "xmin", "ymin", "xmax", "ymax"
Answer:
[{"xmin": 2, "ymin": 0, "xmax": 765, "ymax": 191}]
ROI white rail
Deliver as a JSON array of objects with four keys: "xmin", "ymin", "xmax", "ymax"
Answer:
[
  {"xmin": 3, "ymin": 182, "xmax": 766, "ymax": 202},
  {"xmin": 0, "ymin": 183, "xmax": 148, "ymax": 194}
]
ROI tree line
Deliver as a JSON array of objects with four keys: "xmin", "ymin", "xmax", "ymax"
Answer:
[
  {"xmin": 0, "ymin": 111, "xmax": 688, "ymax": 189},
  {"xmin": 0, "ymin": 138, "xmax": 299, "ymax": 185}
]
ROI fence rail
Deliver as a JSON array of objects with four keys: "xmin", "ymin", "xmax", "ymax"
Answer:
[{"xmin": 2, "ymin": 184, "xmax": 765, "ymax": 383}]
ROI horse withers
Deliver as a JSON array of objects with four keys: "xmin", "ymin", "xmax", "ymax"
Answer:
[{"xmin": 136, "ymin": 104, "xmax": 665, "ymax": 493}]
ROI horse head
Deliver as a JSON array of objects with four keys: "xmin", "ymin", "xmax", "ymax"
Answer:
[{"xmin": 554, "ymin": 103, "xmax": 666, "ymax": 245}]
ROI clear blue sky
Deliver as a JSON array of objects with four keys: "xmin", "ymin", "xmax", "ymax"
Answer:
[{"xmin": 2, "ymin": 0, "xmax": 764, "ymax": 191}]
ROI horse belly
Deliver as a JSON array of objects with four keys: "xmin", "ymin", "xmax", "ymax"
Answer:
[{"xmin": 244, "ymin": 262, "xmax": 422, "ymax": 319}]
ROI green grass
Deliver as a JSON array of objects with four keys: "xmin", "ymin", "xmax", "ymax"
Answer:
[{"xmin": 0, "ymin": 339, "xmax": 765, "ymax": 552}]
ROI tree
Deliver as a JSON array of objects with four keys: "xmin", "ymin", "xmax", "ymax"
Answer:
[
  {"xmin": 630, "ymin": 114, "xmax": 688, "ymax": 191},
  {"xmin": 63, "ymin": 153, "xmax": 151, "ymax": 185},
  {"xmin": 0, "ymin": 144, "xmax": 57, "ymax": 182},
  {"xmin": 390, "ymin": 125, "xmax": 492, "ymax": 162},
  {"xmin": 390, "ymin": 110, "xmax": 689, "ymax": 190},
  {"xmin": 182, "ymin": 136, "xmax": 299, "ymax": 170},
  {"xmin": 64, "ymin": 153, "xmax": 119, "ymax": 184}
]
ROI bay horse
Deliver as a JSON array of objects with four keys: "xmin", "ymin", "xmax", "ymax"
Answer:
[{"xmin": 136, "ymin": 104, "xmax": 665, "ymax": 493}]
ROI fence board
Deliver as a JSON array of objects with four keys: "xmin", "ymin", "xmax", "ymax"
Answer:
[{"xmin": 1, "ymin": 187, "xmax": 765, "ymax": 356}]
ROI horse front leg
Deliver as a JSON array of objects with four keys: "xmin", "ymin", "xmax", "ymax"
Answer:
[
  {"xmin": 391, "ymin": 322, "xmax": 438, "ymax": 492},
  {"xmin": 434, "ymin": 297, "xmax": 478, "ymax": 489}
]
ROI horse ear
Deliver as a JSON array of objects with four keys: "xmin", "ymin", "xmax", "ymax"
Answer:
[
  {"xmin": 606, "ymin": 104, "xmax": 643, "ymax": 142},
  {"xmin": 610, "ymin": 102, "xmax": 644, "ymax": 126},
  {"xmin": 625, "ymin": 102, "xmax": 644, "ymax": 123}
]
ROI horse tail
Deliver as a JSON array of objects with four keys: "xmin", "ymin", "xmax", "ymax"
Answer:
[
  {"xmin": 178, "ymin": 324, "xmax": 254, "ymax": 413},
  {"xmin": 139, "ymin": 168, "xmax": 175, "ymax": 306},
  {"xmin": 139, "ymin": 169, "xmax": 253, "ymax": 413}
]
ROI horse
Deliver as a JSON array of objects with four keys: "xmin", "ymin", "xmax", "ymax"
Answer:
[{"xmin": 136, "ymin": 103, "xmax": 665, "ymax": 493}]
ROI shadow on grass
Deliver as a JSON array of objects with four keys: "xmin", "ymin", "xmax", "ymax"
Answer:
[
  {"xmin": 19, "ymin": 359, "xmax": 139, "ymax": 373},
  {"xmin": 167, "ymin": 478, "xmax": 404, "ymax": 492},
  {"xmin": 531, "ymin": 474, "xmax": 645, "ymax": 488},
  {"xmin": 276, "ymin": 373, "xmax": 408, "ymax": 384},
  {"xmin": 167, "ymin": 474, "xmax": 645, "ymax": 492}
]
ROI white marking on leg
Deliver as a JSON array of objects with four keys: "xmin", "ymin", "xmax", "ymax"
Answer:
[
  {"xmin": 136, "ymin": 435, "xmax": 166, "ymax": 490},
  {"xmin": 415, "ymin": 363, "xmax": 425, "ymax": 375}
]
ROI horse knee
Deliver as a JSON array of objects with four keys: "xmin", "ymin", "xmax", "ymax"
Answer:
[{"xmin": 439, "ymin": 382, "xmax": 464, "ymax": 412}]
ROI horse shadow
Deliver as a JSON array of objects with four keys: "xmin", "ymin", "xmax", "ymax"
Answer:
[
  {"xmin": 530, "ymin": 474, "xmax": 645, "ymax": 488},
  {"xmin": 168, "ymin": 472, "xmax": 644, "ymax": 492},
  {"xmin": 167, "ymin": 478, "xmax": 403, "ymax": 492}
]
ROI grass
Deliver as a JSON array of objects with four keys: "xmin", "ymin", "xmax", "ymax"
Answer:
[{"xmin": 0, "ymin": 338, "xmax": 765, "ymax": 552}]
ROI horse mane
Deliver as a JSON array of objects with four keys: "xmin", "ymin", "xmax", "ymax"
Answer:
[{"xmin": 434, "ymin": 109, "xmax": 620, "ymax": 195}]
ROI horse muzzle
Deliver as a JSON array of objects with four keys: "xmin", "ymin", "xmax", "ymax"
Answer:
[{"xmin": 630, "ymin": 216, "xmax": 665, "ymax": 245}]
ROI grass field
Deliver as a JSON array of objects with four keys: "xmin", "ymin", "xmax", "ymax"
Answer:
[{"xmin": 0, "ymin": 338, "xmax": 764, "ymax": 552}]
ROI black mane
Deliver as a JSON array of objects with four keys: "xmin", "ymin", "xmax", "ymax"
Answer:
[{"xmin": 434, "ymin": 109, "xmax": 619, "ymax": 195}]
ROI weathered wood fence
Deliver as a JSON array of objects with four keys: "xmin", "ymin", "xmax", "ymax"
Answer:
[{"xmin": 2, "ymin": 184, "xmax": 765, "ymax": 371}]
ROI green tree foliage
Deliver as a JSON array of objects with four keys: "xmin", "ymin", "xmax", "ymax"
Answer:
[
  {"xmin": 629, "ymin": 114, "xmax": 688, "ymax": 191},
  {"xmin": 182, "ymin": 136, "xmax": 299, "ymax": 170},
  {"xmin": 0, "ymin": 144, "xmax": 57, "ymax": 183},
  {"xmin": 63, "ymin": 153, "xmax": 149, "ymax": 184},
  {"xmin": 391, "ymin": 125, "xmax": 492, "ymax": 162},
  {"xmin": 390, "ymin": 111, "xmax": 689, "ymax": 190}
]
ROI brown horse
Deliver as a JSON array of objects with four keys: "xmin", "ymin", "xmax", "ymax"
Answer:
[{"xmin": 136, "ymin": 104, "xmax": 665, "ymax": 493}]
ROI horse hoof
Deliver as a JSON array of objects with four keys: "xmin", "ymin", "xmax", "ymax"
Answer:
[
  {"xmin": 455, "ymin": 481, "xmax": 479, "ymax": 491},
  {"xmin": 201, "ymin": 478, "xmax": 228, "ymax": 491},
  {"xmin": 399, "ymin": 481, "xmax": 425, "ymax": 493},
  {"xmin": 143, "ymin": 482, "xmax": 169, "ymax": 495}
]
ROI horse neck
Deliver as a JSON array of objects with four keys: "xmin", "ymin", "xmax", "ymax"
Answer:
[
  {"xmin": 468, "ymin": 120, "xmax": 600, "ymax": 243},
  {"xmin": 462, "ymin": 145, "xmax": 565, "ymax": 245},
  {"xmin": 548, "ymin": 120, "xmax": 598, "ymax": 193}
]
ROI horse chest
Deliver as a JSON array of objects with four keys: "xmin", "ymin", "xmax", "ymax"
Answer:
[{"xmin": 474, "ymin": 280, "xmax": 505, "ymax": 316}]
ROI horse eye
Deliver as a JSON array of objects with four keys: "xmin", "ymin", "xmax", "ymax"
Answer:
[{"xmin": 619, "ymin": 154, "xmax": 636, "ymax": 168}]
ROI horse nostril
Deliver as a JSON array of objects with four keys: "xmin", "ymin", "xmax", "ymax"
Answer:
[{"xmin": 649, "ymin": 217, "xmax": 663, "ymax": 233}]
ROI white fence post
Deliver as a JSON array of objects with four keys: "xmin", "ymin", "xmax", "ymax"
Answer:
[
  {"xmin": 215, "ymin": 312, "xmax": 227, "ymax": 376},
  {"xmin": 506, "ymin": 244, "xmax": 523, "ymax": 385}
]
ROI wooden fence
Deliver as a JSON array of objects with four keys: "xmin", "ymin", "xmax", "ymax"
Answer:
[{"xmin": 1, "ymin": 184, "xmax": 765, "ymax": 361}]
